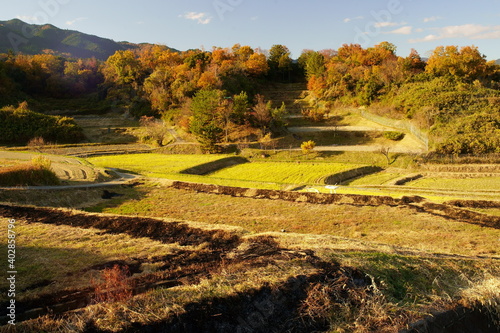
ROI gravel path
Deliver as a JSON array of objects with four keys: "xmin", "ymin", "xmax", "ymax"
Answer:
[
  {"xmin": 288, "ymin": 126, "xmax": 391, "ymax": 133},
  {"xmin": 0, "ymin": 169, "xmax": 139, "ymax": 190}
]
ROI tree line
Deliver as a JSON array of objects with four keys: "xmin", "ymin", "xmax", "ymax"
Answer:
[
  {"xmin": 299, "ymin": 43, "xmax": 500, "ymax": 154},
  {"xmin": 1, "ymin": 42, "xmax": 499, "ymax": 154}
]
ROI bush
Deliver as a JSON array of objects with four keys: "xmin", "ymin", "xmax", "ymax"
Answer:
[
  {"xmin": 91, "ymin": 265, "xmax": 134, "ymax": 303},
  {"xmin": 0, "ymin": 163, "xmax": 60, "ymax": 186},
  {"xmin": 0, "ymin": 102, "xmax": 84, "ymax": 145},
  {"xmin": 31, "ymin": 156, "xmax": 52, "ymax": 169},
  {"xmin": 301, "ymin": 140, "xmax": 316, "ymax": 153},
  {"xmin": 383, "ymin": 131, "xmax": 405, "ymax": 141}
]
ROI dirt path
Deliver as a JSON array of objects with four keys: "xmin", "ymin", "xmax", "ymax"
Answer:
[
  {"xmin": 167, "ymin": 127, "xmax": 185, "ymax": 143},
  {"xmin": 288, "ymin": 126, "xmax": 392, "ymax": 132},
  {"xmin": 0, "ymin": 151, "xmax": 140, "ymax": 189},
  {"xmin": 0, "ymin": 169, "xmax": 140, "ymax": 190}
]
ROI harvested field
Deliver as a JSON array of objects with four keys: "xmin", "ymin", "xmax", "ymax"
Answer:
[
  {"xmin": 1, "ymin": 205, "xmax": 499, "ymax": 332},
  {"xmin": 0, "ymin": 151, "xmax": 106, "ymax": 184},
  {"xmin": 0, "ymin": 205, "xmax": 380, "ymax": 331},
  {"xmin": 170, "ymin": 181, "xmax": 500, "ymax": 229}
]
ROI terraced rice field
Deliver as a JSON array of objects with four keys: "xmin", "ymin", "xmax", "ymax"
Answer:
[
  {"xmin": 343, "ymin": 171, "xmax": 403, "ymax": 185},
  {"xmin": 207, "ymin": 161, "xmax": 363, "ymax": 184},
  {"xmin": 406, "ymin": 176, "xmax": 500, "ymax": 191},
  {"xmin": 88, "ymin": 154, "xmax": 365, "ymax": 187},
  {"xmin": 88, "ymin": 154, "xmax": 234, "ymax": 177}
]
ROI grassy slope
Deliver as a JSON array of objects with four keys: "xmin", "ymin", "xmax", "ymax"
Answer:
[
  {"xmin": 2, "ymin": 202, "xmax": 499, "ymax": 332},
  {"xmin": 0, "ymin": 163, "xmax": 60, "ymax": 186},
  {"xmin": 89, "ymin": 185, "xmax": 500, "ymax": 257},
  {"xmin": 0, "ymin": 217, "xmax": 181, "ymax": 302}
]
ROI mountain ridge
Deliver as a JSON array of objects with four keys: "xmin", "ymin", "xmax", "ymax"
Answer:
[{"xmin": 0, "ymin": 19, "xmax": 177, "ymax": 60}]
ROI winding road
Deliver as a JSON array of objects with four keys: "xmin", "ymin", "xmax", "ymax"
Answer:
[{"xmin": 0, "ymin": 151, "xmax": 140, "ymax": 190}]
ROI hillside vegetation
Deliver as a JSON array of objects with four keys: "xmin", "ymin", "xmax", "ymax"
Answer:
[
  {"xmin": 301, "ymin": 44, "xmax": 500, "ymax": 154},
  {"xmin": 0, "ymin": 103, "xmax": 84, "ymax": 144},
  {"xmin": 0, "ymin": 19, "xmax": 159, "ymax": 60},
  {"xmin": 2, "ymin": 21, "xmax": 500, "ymax": 156}
]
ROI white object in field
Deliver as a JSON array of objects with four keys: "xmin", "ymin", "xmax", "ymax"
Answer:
[{"xmin": 325, "ymin": 185, "xmax": 340, "ymax": 193}]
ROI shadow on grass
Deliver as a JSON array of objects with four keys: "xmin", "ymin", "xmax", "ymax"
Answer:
[
  {"xmin": 179, "ymin": 156, "xmax": 249, "ymax": 175},
  {"xmin": 84, "ymin": 185, "xmax": 147, "ymax": 213}
]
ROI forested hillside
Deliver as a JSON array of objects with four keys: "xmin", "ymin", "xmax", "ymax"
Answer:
[
  {"xmin": 0, "ymin": 20, "xmax": 499, "ymax": 155},
  {"xmin": 0, "ymin": 19, "xmax": 177, "ymax": 60},
  {"xmin": 300, "ymin": 43, "xmax": 500, "ymax": 154}
]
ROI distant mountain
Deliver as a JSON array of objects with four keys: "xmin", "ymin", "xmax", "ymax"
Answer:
[
  {"xmin": 0, "ymin": 19, "xmax": 177, "ymax": 60},
  {"xmin": 496, "ymin": 59, "xmax": 500, "ymax": 65}
]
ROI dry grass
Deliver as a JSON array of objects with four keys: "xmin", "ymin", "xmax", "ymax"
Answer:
[
  {"xmin": 90, "ymin": 186, "xmax": 500, "ymax": 257},
  {"xmin": 461, "ymin": 276, "xmax": 500, "ymax": 324},
  {"xmin": 2, "ymin": 204, "xmax": 500, "ymax": 332},
  {"xmin": 0, "ymin": 158, "xmax": 60, "ymax": 186},
  {"xmin": 14, "ymin": 261, "xmax": 319, "ymax": 332},
  {"xmin": 0, "ymin": 217, "xmax": 184, "ymax": 302},
  {"xmin": 0, "ymin": 187, "xmax": 122, "ymax": 208}
]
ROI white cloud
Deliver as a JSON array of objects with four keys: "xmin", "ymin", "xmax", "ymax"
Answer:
[
  {"xmin": 250, "ymin": 16, "xmax": 259, "ymax": 21},
  {"xmin": 474, "ymin": 30, "xmax": 500, "ymax": 39},
  {"xmin": 65, "ymin": 17, "xmax": 87, "ymax": 26},
  {"xmin": 375, "ymin": 21, "xmax": 406, "ymax": 28},
  {"xmin": 423, "ymin": 16, "xmax": 443, "ymax": 23},
  {"xmin": 343, "ymin": 16, "xmax": 364, "ymax": 23},
  {"xmin": 387, "ymin": 26, "xmax": 413, "ymax": 35},
  {"xmin": 409, "ymin": 24, "xmax": 500, "ymax": 43},
  {"xmin": 181, "ymin": 12, "xmax": 212, "ymax": 25}
]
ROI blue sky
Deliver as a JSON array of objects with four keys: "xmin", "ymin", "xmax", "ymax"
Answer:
[{"xmin": 2, "ymin": 0, "xmax": 500, "ymax": 59}]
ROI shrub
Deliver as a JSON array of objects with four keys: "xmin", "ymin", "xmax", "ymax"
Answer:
[
  {"xmin": 383, "ymin": 131, "xmax": 405, "ymax": 141},
  {"xmin": 27, "ymin": 136, "xmax": 50, "ymax": 149},
  {"xmin": 301, "ymin": 140, "xmax": 316, "ymax": 154},
  {"xmin": 31, "ymin": 156, "xmax": 52, "ymax": 170},
  {"xmin": 0, "ymin": 102, "xmax": 85, "ymax": 145},
  {"xmin": 91, "ymin": 265, "xmax": 134, "ymax": 303},
  {"xmin": 0, "ymin": 164, "xmax": 60, "ymax": 186}
]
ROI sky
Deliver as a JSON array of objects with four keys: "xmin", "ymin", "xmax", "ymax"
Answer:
[{"xmin": 2, "ymin": 0, "xmax": 500, "ymax": 60}]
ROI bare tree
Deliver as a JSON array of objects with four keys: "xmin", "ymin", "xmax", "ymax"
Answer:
[{"xmin": 379, "ymin": 146, "xmax": 392, "ymax": 165}]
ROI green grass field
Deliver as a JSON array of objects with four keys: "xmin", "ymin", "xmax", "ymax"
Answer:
[
  {"xmin": 87, "ymin": 154, "xmax": 234, "ymax": 177},
  {"xmin": 208, "ymin": 161, "xmax": 362, "ymax": 184},
  {"xmin": 344, "ymin": 171, "xmax": 403, "ymax": 185},
  {"xmin": 406, "ymin": 176, "xmax": 500, "ymax": 191}
]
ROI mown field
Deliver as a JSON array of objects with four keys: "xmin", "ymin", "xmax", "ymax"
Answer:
[
  {"xmin": 1, "ymin": 189, "xmax": 499, "ymax": 332},
  {"xmin": 87, "ymin": 154, "xmax": 233, "ymax": 176},
  {"xmin": 208, "ymin": 161, "xmax": 362, "ymax": 184},
  {"xmin": 88, "ymin": 154, "xmax": 368, "ymax": 190},
  {"xmin": 406, "ymin": 176, "xmax": 500, "ymax": 191}
]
